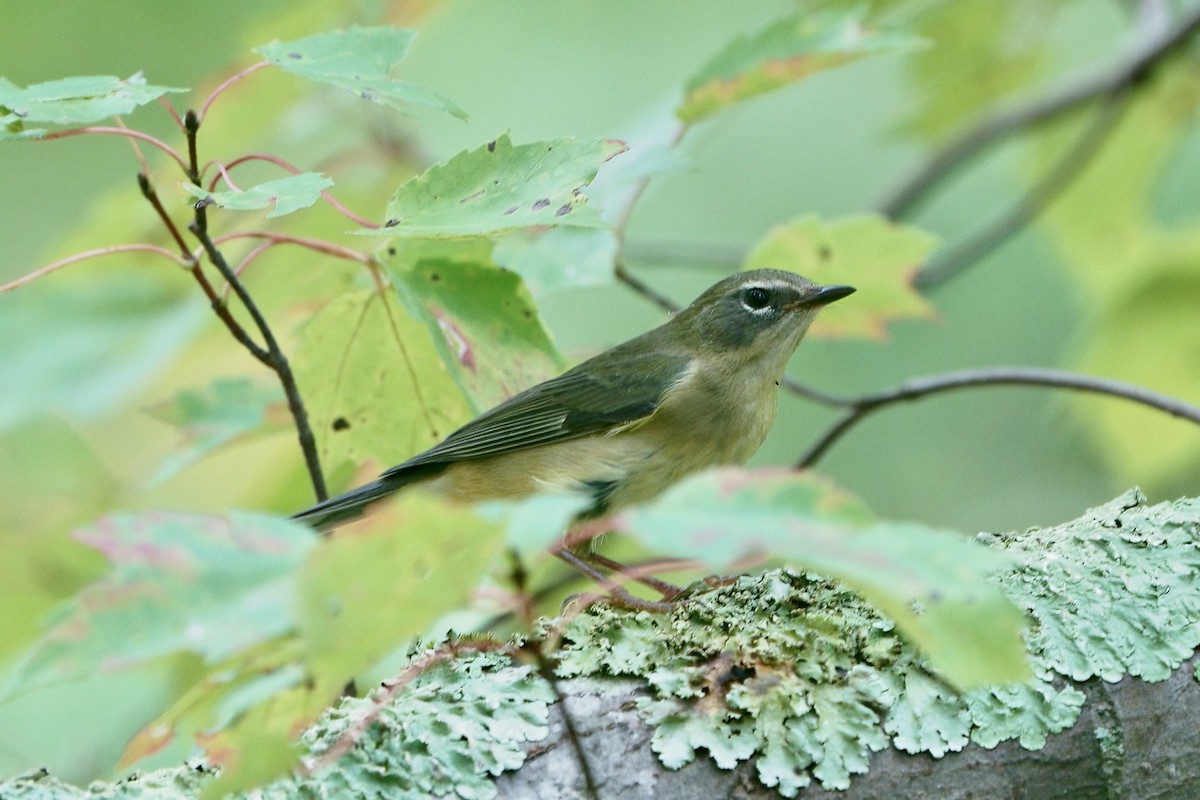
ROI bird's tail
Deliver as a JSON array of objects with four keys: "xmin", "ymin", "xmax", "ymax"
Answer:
[{"xmin": 291, "ymin": 477, "xmax": 404, "ymax": 531}]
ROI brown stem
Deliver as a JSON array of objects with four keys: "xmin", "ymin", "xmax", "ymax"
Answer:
[{"xmin": 796, "ymin": 366, "xmax": 1200, "ymax": 468}]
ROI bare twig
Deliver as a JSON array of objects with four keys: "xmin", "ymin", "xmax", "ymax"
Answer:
[
  {"xmin": 0, "ymin": 244, "xmax": 187, "ymax": 295},
  {"xmin": 197, "ymin": 61, "xmax": 271, "ymax": 122},
  {"xmin": 190, "ymin": 223, "xmax": 329, "ymax": 501},
  {"xmin": 796, "ymin": 366, "xmax": 1200, "ymax": 468},
  {"xmin": 914, "ymin": 87, "xmax": 1131, "ymax": 289},
  {"xmin": 39, "ymin": 126, "xmax": 188, "ymax": 172},
  {"xmin": 876, "ymin": 3, "xmax": 1200, "ymax": 219}
]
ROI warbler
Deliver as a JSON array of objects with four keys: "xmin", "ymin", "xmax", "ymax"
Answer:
[{"xmin": 293, "ymin": 269, "xmax": 853, "ymax": 530}]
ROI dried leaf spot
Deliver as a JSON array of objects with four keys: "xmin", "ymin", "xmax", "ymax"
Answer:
[
  {"xmin": 555, "ymin": 205, "xmax": 573, "ymax": 217},
  {"xmin": 287, "ymin": 52, "xmax": 303, "ymax": 59},
  {"xmin": 487, "ymin": 140, "xmax": 497, "ymax": 152},
  {"xmin": 531, "ymin": 199, "xmax": 551, "ymax": 211},
  {"xmin": 332, "ymin": 417, "xmax": 351, "ymax": 432},
  {"xmin": 460, "ymin": 189, "xmax": 486, "ymax": 203},
  {"xmin": 428, "ymin": 272, "xmax": 441, "ymax": 282},
  {"xmin": 385, "ymin": 218, "xmax": 401, "ymax": 227},
  {"xmin": 386, "ymin": 246, "xmax": 397, "ymax": 256},
  {"xmin": 360, "ymin": 91, "xmax": 375, "ymax": 101},
  {"xmin": 503, "ymin": 206, "xmax": 519, "ymax": 215},
  {"xmin": 818, "ymin": 245, "xmax": 832, "ymax": 261}
]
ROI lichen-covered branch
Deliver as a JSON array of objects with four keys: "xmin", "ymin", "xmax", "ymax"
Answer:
[{"xmin": 5, "ymin": 491, "xmax": 1199, "ymax": 799}]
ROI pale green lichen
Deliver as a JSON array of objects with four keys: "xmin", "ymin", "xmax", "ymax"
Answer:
[
  {"xmin": 263, "ymin": 651, "xmax": 554, "ymax": 800},
  {"xmin": 549, "ymin": 490, "xmax": 1200, "ymax": 796}
]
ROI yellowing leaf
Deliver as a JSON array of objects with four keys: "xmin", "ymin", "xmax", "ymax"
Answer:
[
  {"xmin": 298, "ymin": 490, "xmax": 504, "ymax": 683},
  {"xmin": 745, "ymin": 214, "xmax": 937, "ymax": 339},
  {"xmin": 1038, "ymin": 65, "xmax": 1200, "ymax": 299},
  {"xmin": 678, "ymin": 10, "xmax": 921, "ymax": 124},
  {"xmin": 292, "ymin": 286, "xmax": 473, "ymax": 476},
  {"xmin": 900, "ymin": 0, "xmax": 1047, "ymax": 139},
  {"xmin": 1074, "ymin": 254, "xmax": 1200, "ymax": 485}
]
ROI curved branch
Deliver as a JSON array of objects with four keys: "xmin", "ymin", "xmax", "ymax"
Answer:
[
  {"xmin": 876, "ymin": 3, "xmax": 1200, "ymax": 219},
  {"xmin": 796, "ymin": 366, "xmax": 1200, "ymax": 468},
  {"xmin": 197, "ymin": 61, "xmax": 270, "ymax": 122},
  {"xmin": 0, "ymin": 244, "xmax": 186, "ymax": 294},
  {"xmin": 914, "ymin": 87, "xmax": 1131, "ymax": 288},
  {"xmin": 39, "ymin": 126, "xmax": 188, "ymax": 172}
]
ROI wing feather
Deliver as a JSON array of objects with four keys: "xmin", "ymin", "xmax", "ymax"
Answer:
[{"xmin": 383, "ymin": 350, "xmax": 693, "ymax": 477}]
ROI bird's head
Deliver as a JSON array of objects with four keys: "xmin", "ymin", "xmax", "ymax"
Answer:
[{"xmin": 671, "ymin": 269, "xmax": 854, "ymax": 372}]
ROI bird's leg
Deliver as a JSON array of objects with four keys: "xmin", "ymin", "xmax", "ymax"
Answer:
[
  {"xmin": 563, "ymin": 518, "xmax": 687, "ymax": 600},
  {"xmin": 553, "ymin": 549, "xmax": 678, "ymax": 613},
  {"xmin": 579, "ymin": 552, "xmax": 686, "ymax": 600}
]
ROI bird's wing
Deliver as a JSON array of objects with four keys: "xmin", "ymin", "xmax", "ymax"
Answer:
[{"xmin": 383, "ymin": 349, "xmax": 693, "ymax": 476}]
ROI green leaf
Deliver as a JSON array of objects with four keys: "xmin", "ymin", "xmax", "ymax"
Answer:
[
  {"xmin": 384, "ymin": 243, "xmax": 566, "ymax": 413},
  {"xmin": 0, "ymin": 419, "xmax": 114, "ymax": 667},
  {"xmin": 292, "ymin": 286, "xmax": 473, "ymax": 476},
  {"xmin": 678, "ymin": 10, "xmax": 921, "ymax": 124},
  {"xmin": 256, "ymin": 27, "xmax": 465, "ymax": 120},
  {"xmin": 744, "ymin": 214, "xmax": 937, "ymax": 340},
  {"xmin": 298, "ymin": 490, "xmax": 504, "ymax": 682},
  {"xmin": 493, "ymin": 227, "xmax": 619, "ymax": 297},
  {"xmin": 0, "ymin": 274, "xmax": 204, "ymax": 430},
  {"xmin": 898, "ymin": 0, "xmax": 1047, "ymax": 139},
  {"xmin": 0, "ymin": 73, "xmax": 184, "ymax": 137},
  {"xmin": 616, "ymin": 468, "xmax": 1029, "ymax": 688},
  {"xmin": 184, "ymin": 172, "xmax": 333, "ymax": 218},
  {"xmin": 2, "ymin": 511, "xmax": 316, "ymax": 698},
  {"xmin": 367, "ymin": 133, "xmax": 628, "ymax": 237},
  {"xmin": 146, "ymin": 377, "xmax": 288, "ymax": 484}
]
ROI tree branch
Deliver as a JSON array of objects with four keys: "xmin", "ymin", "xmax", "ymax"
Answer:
[
  {"xmin": 796, "ymin": 366, "xmax": 1200, "ymax": 468},
  {"xmin": 914, "ymin": 87, "xmax": 1131, "ymax": 288},
  {"xmin": 876, "ymin": 2, "xmax": 1200, "ymax": 219}
]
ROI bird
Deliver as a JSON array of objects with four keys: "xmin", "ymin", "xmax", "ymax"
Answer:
[{"xmin": 292, "ymin": 269, "xmax": 854, "ymax": 532}]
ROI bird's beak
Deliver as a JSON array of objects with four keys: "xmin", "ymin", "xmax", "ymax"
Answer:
[{"xmin": 793, "ymin": 284, "xmax": 855, "ymax": 309}]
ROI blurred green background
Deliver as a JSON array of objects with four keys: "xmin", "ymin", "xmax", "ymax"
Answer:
[{"xmin": 2, "ymin": 0, "xmax": 1198, "ymax": 784}]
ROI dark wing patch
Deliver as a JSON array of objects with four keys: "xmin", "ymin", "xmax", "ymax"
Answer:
[{"xmin": 383, "ymin": 350, "xmax": 692, "ymax": 477}]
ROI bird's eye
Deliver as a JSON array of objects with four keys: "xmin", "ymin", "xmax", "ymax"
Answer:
[{"xmin": 742, "ymin": 287, "xmax": 772, "ymax": 311}]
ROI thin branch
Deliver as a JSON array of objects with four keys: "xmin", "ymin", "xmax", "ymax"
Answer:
[
  {"xmin": 212, "ymin": 230, "xmax": 370, "ymax": 264},
  {"xmin": 623, "ymin": 238, "xmax": 745, "ymax": 271},
  {"xmin": 197, "ymin": 61, "xmax": 271, "ymax": 122},
  {"xmin": 613, "ymin": 261, "xmax": 679, "ymax": 314},
  {"xmin": 796, "ymin": 366, "xmax": 1200, "ymax": 468},
  {"xmin": 0, "ymin": 244, "xmax": 186, "ymax": 294},
  {"xmin": 136, "ymin": 172, "xmax": 197, "ymax": 263},
  {"xmin": 184, "ymin": 111, "xmax": 208, "ymax": 234},
  {"xmin": 39, "ymin": 126, "xmax": 188, "ymax": 172},
  {"xmin": 134, "ymin": 173, "xmax": 271, "ymax": 366},
  {"xmin": 876, "ymin": 2, "xmax": 1200, "ymax": 219},
  {"xmin": 914, "ymin": 87, "xmax": 1131, "ymax": 289},
  {"xmin": 208, "ymin": 153, "xmax": 380, "ymax": 228},
  {"xmin": 190, "ymin": 222, "xmax": 329, "ymax": 502}
]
